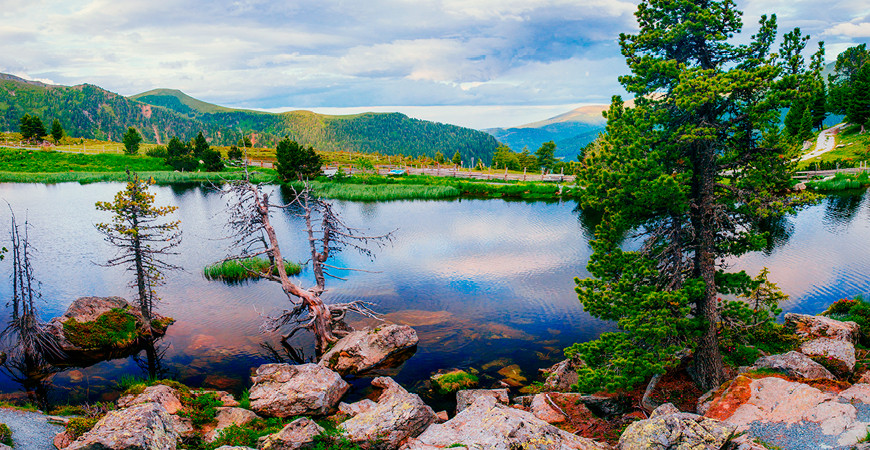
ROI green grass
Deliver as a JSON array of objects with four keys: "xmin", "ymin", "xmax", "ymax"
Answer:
[
  {"xmin": 301, "ymin": 180, "xmax": 460, "ymax": 201},
  {"xmin": 63, "ymin": 308, "xmax": 139, "ymax": 350},
  {"xmin": 0, "ymin": 147, "xmax": 170, "ymax": 172},
  {"xmin": 799, "ymin": 124, "xmax": 870, "ymax": 170},
  {"xmin": 203, "ymin": 257, "xmax": 302, "ymax": 282},
  {"xmin": 805, "ymin": 172, "xmax": 870, "ymax": 191},
  {"xmin": 0, "ymin": 170, "xmax": 275, "ymax": 184}
]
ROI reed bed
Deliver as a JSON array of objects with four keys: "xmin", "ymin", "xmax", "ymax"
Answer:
[{"xmin": 203, "ymin": 257, "xmax": 302, "ymax": 282}]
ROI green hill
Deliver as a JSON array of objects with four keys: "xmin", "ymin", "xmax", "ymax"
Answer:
[{"xmin": 0, "ymin": 74, "xmax": 499, "ymax": 161}]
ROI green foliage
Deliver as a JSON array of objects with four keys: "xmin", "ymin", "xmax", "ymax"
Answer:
[
  {"xmin": 452, "ymin": 150, "xmax": 462, "ymax": 166},
  {"xmin": 0, "ymin": 148, "xmax": 168, "ymax": 173},
  {"xmin": 192, "ymin": 132, "xmax": 209, "ymax": 158},
  {"xmin": 67, "ymin": 417, "xmax": 100, "ymax": 439},
  {"xmin": 432, "ymin": 370, "xmax": 479, "ymax": 394},
  {"xmin": 353, "ymin": 157, "xmax": 374, "ymax": 172},
  {"xmin": 239, "ymin": 389, "xmax": 250, "ymax": 410},
  {"xmin": 846, "ymin": 63, "xmax": 870, "ymax": 130},
  {"xmin": 822, "ymin": 296, "xmax": 870, "ymax": 346},
  {"xmin": 828, "ymin": 44, "xmax": 870, "ymax": 126},
  {"xmin": 51, "ymin": 119, "xmax": 64, "ymax": 144},
  {"xmin": 201, "ymin": 147, "xmax": 223, "ymax": 172},
  {"xmin": 203, "ymin": 257, "xmax": 301, "ymax": 282},
  {"xmin": 434, "ymin": 151, "xmax": 445, "ymax": 164},
  {"xmin": 572, "ymin": 0, "xmax": 816, "ymax": 391},
  {"xmin": 227, "ymin": 145, "xmax": 243, "ymax": 160},
  {"xmin": 63, "ymin": 308, "xmax": 139, "ymax": 350},
  {"xmin": 122, "ymin": 127, "xmax": 143, "ymax": 155},
  {"xmin": 19, "ymin": 113, "xmax": 46, "ymax": 141},
  {"xmin": 179, "ymin": 393, "xmax": 223, "ymax": 427},
  {"xmin": 806, "ymin": 172, "xmax": 870, "ymax": 191},
  {"xmin": 535, "ymin": 141, "xmax": 556, "ymax": 171},
  {"xmin": 0, "ymin": 423, "xmax": 11, "ymax": 447},
  {"xmin": 275, "ymin": 138, "xmax": 322, "ymax": 181},
  {"xmin": 492, "ymin": 144, "xmax": 520, "ymax": 170},
  {"xmin": 164, "ymin": 136, "xmax": 198, "ymax": 171}
]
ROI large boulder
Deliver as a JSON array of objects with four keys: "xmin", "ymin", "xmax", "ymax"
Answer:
[
  {"xmin": 455, "ymin": 388, "xmax": 509, "ymax": 413},
  {"xmin": 249, "ymin": 363, "xmax": 349, "ymax": 418},
  {"xmin": 400, "ymin": 396, "xmax": 609, "ymax": 450},
  {"xmin": 539, "ymin": 356, "xmax": 584, "ymax": 392},
  {"xmin": 619, "ymin": 403, "xmax": 735, "ymax": 450},
  {"xmin": 749, "ymin": 351, "xmax": 835, "ymax": 380},
  {"xmin": 703, "ymin": 376, "xmax": 870, "ymax": 448},
  {"xmin": 45, "ymin": 296, "xmax": 171, "ymax": 364},
  {"xmin": 785, "ymin": 313, "xmax": 859, "ymax": 343},
  {"xmin": 66, "ymin": 402, "xmax": 178, "ymax": 450},
  {"xmin": 206, "ymin": 407, "xmax": 260, "ymax": 442},
  {"xmin": 340, "ymin": 376, "xmax": 437, "ymax": 449},
  {"xmin": 530, "ymin": 393, "xmax": 566, "ymax": 424},
  {"xmin": 117, "ymin": 384, "xmax": 183, "ymax": 414},
  {"xmin": 319, "ymin": 325, "xmax": 418, "ymax": 375},
  {"xmin": 799, "ymin": 337, "xmax": 856, "ymax": 376},
  {"xmin": 258, "ymin": 417, "xmax": 324, "ymax": 450}
]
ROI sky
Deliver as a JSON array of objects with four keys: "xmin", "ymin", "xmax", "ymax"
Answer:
[{"xmin": 1, "ymin": 0, "xmax": 869, "ymax": 129}]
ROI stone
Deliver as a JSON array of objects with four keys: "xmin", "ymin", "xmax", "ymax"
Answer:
[
  {"xmin": 215, "ymin": 447, "xmax": 256, "ymax": 450},
  {"xmin": 539, "ymin": 356, "xmax": 584, "ymax": 392},
  {"xmin": 530, "ymin": 393, "xmax": 566, "ymax": 423},
  {"xmin": 749, "ymin": 351, "xmax": 835, "ymax": 380},
  {"xmin": 340, "ymin": 376, "xmax": 437, "ymax": 449},
  {"xmin": 338, "ymin": 399, "xmax": 376, "ymax": 417},
  {"xmin": 54, "ymin": 430, "xmax": 74, "ymax": 449},
  {"xmin": 401, "ymin": 396, "xmax": 609, "ymax": 450},
  {"xmin": 577, "ymin": 394, "xmax": 630, "ymax": 418},
  {"xmin": 859, "ymin": 372, "xmax": 870, "ymax": 384},
  {"xmin": 703, "ymin": 376, "xmax": 870, "ymax": 448},
  {"xmin": 319, "ymin": 324, "xmax": 418, "ymax": 375},
  {"xmin": 66, "ymin": 402, "xmax": 179, "ymax": 450},
  {"xmin": 496, "ymin": 364, "xmax": 526, "ymax": 387},
  {"xmin": 258, "ymin": 417, "xmax": 324, "ymax": 450},
  {"xmin": 619, "ymin": 403, "xmax": 735, "ymax": 450},
  {"xmin": 169, "ymin": 415, "xmax": 195, "ymax": 438},
  {"xmin": 455, "ymin": 388, "xmax": 509, "ymax": 413},
  {"xmin": 785, "ymin": 312, "xmax": 860, "ymax": 343},
  {"xmin": 435, "ymin": 411, "xmax": 448, "ymax": 423},
  {"xmin": 206, "ymin": 407, "xmax": 260, "ymax": 442},
  {"xmin": 249, "ymin": 363, "xmax": 349, "ymax": 417},
  {"xmin": 117, "ymin": 384, "xmax": 183, "ymax": 414},
  {"xmin": 800, "ymin": 337, "xmax": 856, "ymax": 376}
]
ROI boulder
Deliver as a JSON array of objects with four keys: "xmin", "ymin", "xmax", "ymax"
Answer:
[
  {"xmin": 530, "ymin": 393, "xmax": 566, "ymax": 423},
  {"xmin": 539, "ymin": 356, "xmax": 584, "ymax": 392},
  {"xmin": 401, "ymin": 396, "xmax": 609, "ymax": 450},
  {"xmin": 799, "ymin": 337, "xmax": 856, "ymax": 376},
  {"xmin": 704, "ymin": 376, "xmax": 870, "ymax": 448},
  {"xmin": 117, "ymin": 384, "xmax": 183, "ymax": 414},
  {"xmin": 785, "ymin": 313, "xmax": 859, "ymax": 343},
  {"xmin": 619, "ymin": 403, "xmax": 735, "ymax": 450},
  {"xmin": 206, "ymin": 407, "xmax": 260, "ymax": 442},
  {"xmin": 249, "ymin": 363, "xmax": 349, "ymax": 417},
  {"xmin": 66, "ymin": 402, "xmax": 178, "ymax": 450},
  {"xmin": 258, "ymin": 417, "xmax": 324, "ymax": 450},
  {"xmin": 215, "ymin": 447, "xmax": 256, "ymax": 450},
  {"xmin": 338, "ymin": 399, "xmax": 377, "ymax": 417},
  {"xmin": 340, "ymin": 377, "xmax": 437, "ymax": 449},
  {"xmin": 54, "ymin": 430, "xmax": 75, "ymax": 449},
  {"xmin": 749, "ymin": 351, "xmax": 835, "ymax": 380},
  {"xmin": 455, "ymin": 388, "xmax": 509, "ymax": 413},
  {"xmin": 319, "ymin": 325, "xmax": 418, "ymax": 375}
]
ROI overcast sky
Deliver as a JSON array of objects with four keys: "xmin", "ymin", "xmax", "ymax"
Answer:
[{"xmin": 2, "ymin": 0, "xmax": 869, "ymax": 129}]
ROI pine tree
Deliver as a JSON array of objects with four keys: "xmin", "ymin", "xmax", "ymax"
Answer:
[
  {"xmin": 451, "ymin": 151, "xmax": 462, "ymax": 166},
  {"xmin": 572, "ymin": 1, "xmax": 815, "ymax": 391},
  {"xmin": 275, "ymin": 137, "xmax": 322, "ymax": 181},
  {"xmin": 95, "ymin": 172, "xmax": 181, "ymax": 321},
  {"xmin": 122, "ymin": 127, "xmax": 143, "ymax": 155},
  {"xmin": 535, "ymin": 141, "xmax": 557, "ymax": 171},
  {"xmin": 193, "ymin": 132, "xmax": 209, "ymax": 158},
  {"xmin": 50, "ymin": 119, "xmax": 64, "ymax": 144},
  {"xmin": 847, "ymin": 63, "xmax": 870, "ymax": 133}
]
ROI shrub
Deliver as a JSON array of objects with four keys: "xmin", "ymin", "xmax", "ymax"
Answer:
[
  {"xmin": 0, "ymin": 423, "xmax": 11, "ymax": 446},
  {"xmin": 145, "ymin": 146, "xmax": 167, "ymax": 158},
  {"xmin": 822, "ymin": 296, "xmax": 870, "ymax": 347},
  {"xmin": 66, "ymin": 417, "xmax": 100, "ymax": 439},
  {"xmin": 179, "ymin": 393, "xmax": 223, "ymax": 427}
]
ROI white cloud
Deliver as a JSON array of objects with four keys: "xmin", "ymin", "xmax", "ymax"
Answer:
[{"xmin": 825, "ymin": 22, "xmax": 870, "ymax": 38}]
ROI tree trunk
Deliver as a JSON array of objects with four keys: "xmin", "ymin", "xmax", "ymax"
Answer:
[
  {"xmin": 689, "ymin": 143, "xmax": 726, "ymax": 391},
  {"xmin": 132, "ymin": 206, "xmax": 150, "ymax": 321}
]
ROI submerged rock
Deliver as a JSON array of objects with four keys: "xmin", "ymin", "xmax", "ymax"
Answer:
[
  {"xmin": 401, "ymin": 396, "xmax": 609, "ymax": 450},
  {"xmin": 258, "ymin": 417, "xmax": 324, "ymax": 450},
  {"xmin": 619, "ymin": 403, "xmax": 735, "ymax": 450},
  {"xmin": 340, "ymin": 376, "xmax": 437, "ymax": 449},
  {"xmin": 430, "ymin": 369, "xmax": 478, "ymax": 394},
  {"xmin": 319, "ymin": 324, "xmax": 418, "ymax": 375},
  {"xmin": 749, "ymin": 351, "xmax": 835, "ymax": 380},
  {"xmin": 66, "ymin": 402, "xmax": 178, "ymax": 450},
  {"xmin": 785, "ymin": 313, "xmax": 859, "ymax": 343},
  {"xmin": 249, "ymin": 363, "xmax": 349, "ymax": 418}
]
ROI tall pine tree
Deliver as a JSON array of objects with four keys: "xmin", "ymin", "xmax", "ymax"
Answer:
[{"xmin": 573, "ymin": 0, "xmax": 815, "ymax": 391}]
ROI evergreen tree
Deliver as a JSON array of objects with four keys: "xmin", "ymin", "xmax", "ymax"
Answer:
[
  {"xmin": 847, "ymin": 63, "xmax": 870, "ymax": 133},
  {"xmin": 95, "ymin": 172, "xmax": 181, "ymax": 321},
  {"xmin": 122, "ymin": 127, "xmax": 143, "ymax": 155},
  {"xmin": 451, "ymin": 151, "xmax": 462, "ymax": 166},
  {"xmin": 50, "ymin": 119, "xmax": 64, "ymax": 144},
  {"xmin": 164, "ymin": 137, "xmax": 197, "ymax": 171},
  {"xmin": 535, "ymin": 141, "xmax": 557, "ymax": 171},
  {"xmin": 201, "ymin": 148, "xmax": 224, "ymax": 172},
  {"xmin": 227, "ymin": 145, "xmax": 243, "ymax": 160},
  {"xmin": 19, "ymin": 114, "xmax": 46, "ymax": 142},
  {"xmin": 434, "ymin": 151, "xmax": 445, "ymax": 164},
  {"xmin": 518, "ymin": 147, "xmax": 537, "ymax": 170},
  {"xmin": 193, "ymin": 132, "xmax": 209, "ymax": 158},
  {"xmin": 572, "ymin": 1, "xmax": 814, "ymax": 391},
  {"xmin": 809, "ymin": 42, "xmax": 828, "ymax": 130},
  {"xmin": 828, "ymin": 44, "xmax": 869, "ymax": 117},
  {"xmin": 275, "ymin": 138, "xmax": 322, "ymax": 181},
  {"xmin": 492, "ymin": 144, "xmax": 520, "ymax": 170}
]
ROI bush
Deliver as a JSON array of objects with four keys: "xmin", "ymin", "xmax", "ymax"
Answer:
[
  {"xmin": 0, "ymin": 423, "xmax": 10, "ymax": 446},
  {"xmin": 179, "ymin": 393, "xmax": 223, "ymax": 427},
  {"xmin": 822, "ymin": 296, "xmax": 870, "ymax": 347},
  {"xmin": 145, "ymin": 146, "xmax": 167, "ymax": 158},
  {"xmin": 66, "ymin": 417, "xmax": 100, "ymax": 439}
]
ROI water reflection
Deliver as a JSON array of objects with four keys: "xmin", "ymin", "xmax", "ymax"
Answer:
[{"xmin": 823, "ymin": 190, "xmax": 865, "ymax": 232}]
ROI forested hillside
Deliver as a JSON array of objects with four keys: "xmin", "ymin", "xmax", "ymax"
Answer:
[{"xmin": 1, "ymin": 76, "xmax": 499, "ymax": 161}]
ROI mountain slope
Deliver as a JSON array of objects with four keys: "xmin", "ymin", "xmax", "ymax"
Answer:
[
  {"xmin": 485, "ymin": 105, "xmax": 608, "ymax": 160},
  {"xmin": 1, "ymin": 75, "xmax": 499, "ymax": 161}
]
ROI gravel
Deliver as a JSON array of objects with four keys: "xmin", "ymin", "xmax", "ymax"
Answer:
[{"xmin": 0, "ymin": 407, "xmax": 64, "ymax": 450}]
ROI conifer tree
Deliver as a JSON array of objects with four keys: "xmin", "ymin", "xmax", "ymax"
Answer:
[
  {"xmin": 50, "ymin": 119, "xmax": 63, "ymax": 144},
  {"xmin": 452, "ymin": 151, "xmax": 462, "ymax": 166},
  {"xmin": 122, "ymin": 127, "xmax": 143, "ymax": 155},
  {"xmin": 573, "ymin": 0, "xmax": 815, "ymax": 391}
]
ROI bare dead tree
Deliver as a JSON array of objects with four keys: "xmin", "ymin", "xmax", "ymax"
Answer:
[{"xmin": 220, "ymin": 173, "xmax": 393, "ymax": 355}]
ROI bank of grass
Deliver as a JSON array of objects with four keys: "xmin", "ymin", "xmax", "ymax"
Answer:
[
  {"xmin": 0, "ymin": 170, "xmax": 275, "ymax": 184},
  {"xmin": 805, "ymin": 172, "xmax": 870, "ymax": 191},
  {"xmin": 203, "ymin": 257, "xmax": 302, "ymax": 282},
  {"xmin": 0, "ymin": 147, "xmax": 169, "ymax": 172}
]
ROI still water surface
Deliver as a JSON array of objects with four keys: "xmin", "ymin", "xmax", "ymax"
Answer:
[{"xmin": 0, "ymin": 182, "xmax": 868, "ymax": 404}]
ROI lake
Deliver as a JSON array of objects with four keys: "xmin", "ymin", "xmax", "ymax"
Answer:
[{"xmin": 0, "ymin": 182, "xmax": 868, "ymax": 405}]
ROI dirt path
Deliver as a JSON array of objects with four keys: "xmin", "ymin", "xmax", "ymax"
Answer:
[
  {"xmin": 0, "ymin": 408, "xmax": 64, "ymax": 449},
  {"xmin": 801, "ymin": 123, "xmax": 845, "ymax": 162}
]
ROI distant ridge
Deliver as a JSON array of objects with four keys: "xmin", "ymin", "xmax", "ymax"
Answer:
[
  {"xmin": 0, "ymin": 74, "xmax": 499, "ymax": 161},
  {"xmin": 485, "ymin": 104, "xmax": 609, "ymax": 160}
]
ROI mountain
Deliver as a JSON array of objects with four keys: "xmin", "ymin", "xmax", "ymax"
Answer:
[
  {"xmin": 484, "ymin": 105, "xmax": 608, "ymax": 160},
  {"xmin": 0, "ymin": 75, "xmax": 499, "ymax": 162}
]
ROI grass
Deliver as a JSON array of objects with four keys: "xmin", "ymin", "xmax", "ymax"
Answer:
[
  {"xmin": 203, "ymin": 257, "xmax": 302, "ymax": 282},
  {"xmin": 431, "ymin": 369, "xmax": 479, "ymax": 394},
  {"xmin": 302, "ymin": 180, "xmax": 460, "ymax": 201},
  {"xmin": 63, "ymin": 308, "xmax": 139, "ymax": 350},
  {"xmin": 0, "ymin": 147, "xmax": 170, "ymax": 172},
  {"xmin": 0, "ymin": 423, "xmax": 10, "ymax": 447},
  {"xmin": 799, "ymin": 124, "xmax": 870, "ymax": 170},
  {"xmin": 805, "ymin": 172, "xmax": 870, "ymax": 191}
]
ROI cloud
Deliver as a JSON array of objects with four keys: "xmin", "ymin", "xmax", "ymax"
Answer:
[{"xmin": 825, "ymin": 22, "xmax": 870, "ymax": 38}]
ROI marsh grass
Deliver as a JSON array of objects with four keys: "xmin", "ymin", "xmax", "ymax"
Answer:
[
  {"xmin": 806, "ymin": 172, "xmax": 870, "ymax": 191},
  {"xmin": 0, "ymin": 170, "xmax": 275, "ymax": 184},
  {"xmin": 203, "ymin": 257, "xmax": 302, "ymax": 282}
]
